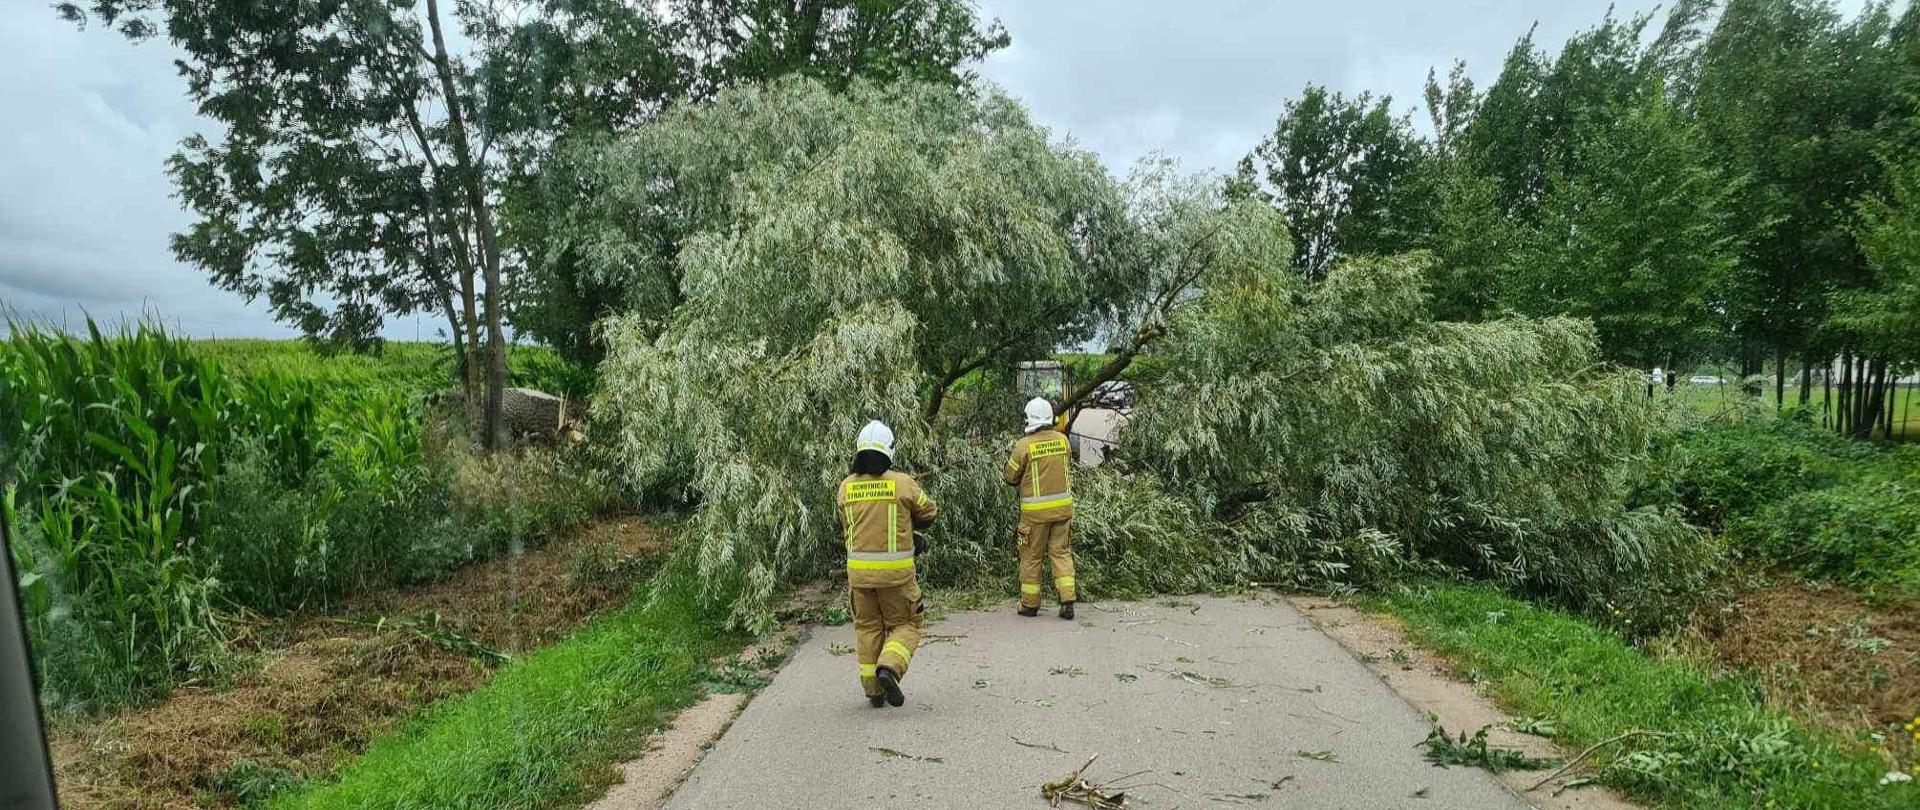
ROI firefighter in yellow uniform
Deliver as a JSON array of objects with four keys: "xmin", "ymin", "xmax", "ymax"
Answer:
[
  {"xmin": 838, "ymin": 420, "xmax": 938, "ymax": 707},
  {"xmin": 1004, "ymin": 397, "xmax": 1076, "ymax": 619}
]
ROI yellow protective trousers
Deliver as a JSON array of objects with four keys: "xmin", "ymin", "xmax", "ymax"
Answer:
[
  {"xmin": 1017, "ymin": 517, "xmax": 1076, "ymax": 608},
  {"xmin": 852, "ymin": 580, "xmax": 924, "ymax": 696}
]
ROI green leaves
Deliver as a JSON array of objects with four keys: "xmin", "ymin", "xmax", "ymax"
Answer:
[
  {"xmin": 1241, "ymin": 85, "xmax": 1429, "ymax": 281},
  {"xmin": 1421, "ymin": 725, "xmax": 1556, "ymax": 772}
]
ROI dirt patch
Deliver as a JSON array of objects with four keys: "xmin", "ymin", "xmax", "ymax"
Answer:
[
  {"xmin": 584, "ymin": 693, "xmax": 748, "ymax": 810},
  {"xmin": 50, "ymin": 516, "xmax": 668, "ymax": 810},
  {"xmin": 580, "ymin": 585, "xmax": 823, "ymax": 810},
  {"xmin": 1685, "ymin": 579, "xmax": 1919, "ymax": 756},
  {"xmin": 1291, "ymin": 596, "xmax": 1645, "ymax": 810}
]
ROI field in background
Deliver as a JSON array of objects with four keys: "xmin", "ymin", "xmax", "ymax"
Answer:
[
  {"xmin": 197, "ymin": 339, "xmax": 594, "ymax": 401},
  {"xmin": 1670, "ymin": 381, "xmax": 1919, "ymax": 441}
]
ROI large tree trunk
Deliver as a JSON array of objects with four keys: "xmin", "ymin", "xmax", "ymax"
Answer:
[{"xmin": 426, "ymin": 0, "xmax": 508, "ymax": 452}]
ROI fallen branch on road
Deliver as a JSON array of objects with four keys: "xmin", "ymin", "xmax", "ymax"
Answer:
[{"xmin": 1041, "ymin": 754, "xmax": 1128, "ymax": 808}]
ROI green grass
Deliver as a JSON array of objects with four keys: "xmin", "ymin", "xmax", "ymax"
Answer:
[
  {"xmin": 270, "ymin": 579, "xmax": 742, "ymax": 810},
  {"xmin": 1363, "ymin": 584, "xmax": 1914, "ymax": 809},
  {"xmin": 1670, "ymin": 382, "xmax": 1920, "ymax": 441}
]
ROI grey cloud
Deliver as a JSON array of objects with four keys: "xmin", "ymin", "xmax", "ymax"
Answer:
[
  {"xmin": 13, "ymin": 0, "xmax": 1836, "ymax": 338},
  {"xmin": 975, "ymin": 0, "xmax": 1675, "ymax": 176}
]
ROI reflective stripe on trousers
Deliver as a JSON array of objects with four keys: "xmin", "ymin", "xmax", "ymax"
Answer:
[{"xmin": 882, "ymin": 640, "xmax": 913, "ymax": 667}]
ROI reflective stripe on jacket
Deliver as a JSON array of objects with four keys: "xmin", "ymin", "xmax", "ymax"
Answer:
[
  {"xmin": 837, "ymin": 471, "xmax": 937, "ymax": 589},
  {"xmin": 1003, "ymin": 429, "xmax": 1073, "ymax": 522}
]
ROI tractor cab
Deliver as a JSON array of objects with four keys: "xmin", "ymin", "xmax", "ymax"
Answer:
[
  {"xmin": 1015, "ymin": 360, "xmax": 1079, "ymax": 456},
  {"xmin": 1015, "ymin": 359, "xmax": 1070, "ymax": 406}
]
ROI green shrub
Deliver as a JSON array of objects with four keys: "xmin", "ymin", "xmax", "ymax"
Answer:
[
  {"xmin": 1741, "ymin": 477, "xmax": 1920, "ymax": 596},
  {"xmin": 1654, "ymin": 415, "xmax": 1868, "ymax": 528},
  {"xmin": 1654, "ymin": 415, "xmax": 1920, "ymax": 597}
]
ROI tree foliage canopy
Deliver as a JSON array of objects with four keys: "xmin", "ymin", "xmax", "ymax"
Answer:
[{"xmin": 586, "ymin": 80, "xmax": 1703, "ymax": 628}]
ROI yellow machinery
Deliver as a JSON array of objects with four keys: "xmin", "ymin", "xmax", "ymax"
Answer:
[{"xmin": 1014, "ymin": 360, "xmax": 1074, "ymax": 433}]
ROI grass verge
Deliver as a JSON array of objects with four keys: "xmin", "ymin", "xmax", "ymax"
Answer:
[
  {"xmin": 269, "ymin": 579, "xmax": 742, "ymax": 810},
  {"xmin": 1362, "ymin": 584, "xmax": 1916, "ymax": 809}
]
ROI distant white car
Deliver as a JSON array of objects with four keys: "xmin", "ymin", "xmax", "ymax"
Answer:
[
  {"xmin": 1688, "ymin": 375, "xmax": 1726, "ymax": 385},
  {"xmin": 1090, "ymin": 380, "xmax": 1135, "ymax": 409}
]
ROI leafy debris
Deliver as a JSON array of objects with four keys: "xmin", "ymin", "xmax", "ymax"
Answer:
[{"xmin": 1421, "ymin": 726, "xmax": 1556, "ymax": 773}]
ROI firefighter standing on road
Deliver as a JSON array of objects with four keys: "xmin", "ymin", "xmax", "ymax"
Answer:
[
  {"xmin": 838, "ymin": 420, "xmax": 937, "ymax": 707},
  {"xmin": 1004, "ymin": 397, "xmax": 1077, "ymax": 619}
]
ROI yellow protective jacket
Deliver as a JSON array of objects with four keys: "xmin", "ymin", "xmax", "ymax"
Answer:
[
  {"xmin": 1003, "ymin": 429, "xmax": 1073, "ymax": 522},
  {"xmin": 837, "ymin": 470, "xmax": 938, "ymax": 589}
]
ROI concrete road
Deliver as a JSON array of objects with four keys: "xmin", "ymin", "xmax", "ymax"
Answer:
[{"xmin": 663, "ymin": 595, "xmax": 1532, "ymax": 809}]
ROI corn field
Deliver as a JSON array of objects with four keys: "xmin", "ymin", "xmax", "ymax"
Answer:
[{"xmin": 1, "ymin": 320, "xmax": 604, "ymax": 711}]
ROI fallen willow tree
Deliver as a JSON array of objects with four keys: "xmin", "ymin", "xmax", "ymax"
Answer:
[{"xmin": 580, "ymin": 78, "xmax": 1714, "ymax": 630}]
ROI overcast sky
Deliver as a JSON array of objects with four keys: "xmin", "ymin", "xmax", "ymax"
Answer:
[{"xmin": 2, "ymin": 0, "xmax": 1687, "ymax": 339}]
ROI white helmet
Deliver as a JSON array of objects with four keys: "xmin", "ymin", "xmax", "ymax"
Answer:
[
  {"xmin": 1023, "ymin": 397, "xmax": 1054, "ymax": 433},
  {"xmin": 856, "ymin": 420, "xmax": 895, "ymax": 458}
]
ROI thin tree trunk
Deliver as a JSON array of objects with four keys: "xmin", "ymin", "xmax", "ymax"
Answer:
[
  {"xmin": 1838, "ymin": 352, "xmax": 1853, "ymax": 436},
  {"xmin": 426, "ymin": 0, "xmax": 509, "ymax": 452},
  {"xmin": 1774, "ymin": 345, "xmax": 1786, "ymax": 409},
  {"xmin": 1883, "ymin": 366, "xmax": 1896, "ymax": 440},
  {"xmin": 1822, "ymin": 359, "xmax": 1833, "ymax": 430},
  {"xmin": 1798, "ymin": 353, "xmax": 1811, "ymax": 406},
  {"xmin": 1900, "ymin": 375, "xmax": 1912, "ymax": 441}
]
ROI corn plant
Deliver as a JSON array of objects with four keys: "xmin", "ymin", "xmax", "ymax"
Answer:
[{"xmin": 0, "ymin": 319, "xmax": 309, "ymax": 707}]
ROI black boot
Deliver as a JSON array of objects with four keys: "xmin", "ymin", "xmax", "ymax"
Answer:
[
  {"xmin": 876, "ymin": 666, "xmax": 905, "ymax": 707},
  {"xmin": 867, "ymin": 694, "xmax": 886, "ymax": 708},
  {"xmin": 1017, "ymin": 605, "xmax": 1039, "ymax": 617},
  {"xmin": 1058, "ymin": 601, "xmax": 1075, "ymax": 620}
]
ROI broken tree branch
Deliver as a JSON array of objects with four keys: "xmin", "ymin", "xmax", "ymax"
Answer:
[{"xmin": 1526, "ymin": 730, "xmax": 1674, "ymax": 792}]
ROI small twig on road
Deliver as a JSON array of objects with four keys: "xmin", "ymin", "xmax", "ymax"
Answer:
[
  {"xmin": 1012, "ymin": 736, "xmax": 1069, "ymax": 753},
  {"xmin": 1526, "ymin": 730, "xmax": 1674, "ymax": 791},
  {"xmin": 1314, "ymin": 704, "xmax": 1360, "ymax": 724}
]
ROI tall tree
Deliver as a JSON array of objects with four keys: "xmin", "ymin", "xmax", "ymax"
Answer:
[
  {"xmin": 1235, "ymin": 86, "xmax": 1427, "ymax": 282},
  {"xmin": 497, "ymin": 0, "xmax": 1011, "ymax": 364},
  {"xmin": 60, "ymin": 0, "xmax": 518, "ymax": 446},
  {"xmin": 1504, "ymin": 84, "xmax": 1741, "ymax": 368},
  {"xmin": 1415, "ymin": 62, "xmax": 1521, "ymax": 322},
  {"xmin": 1844, "ymin": 116, "xmax": 1920, "ymax": 437},
  {"xmin": 1465, "ymin": 13, "xmax": 1658, "ymax": 221},
  {"xmin": 1690, "ymin": 0, "xmax": 1902, "ymax": 397}
]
